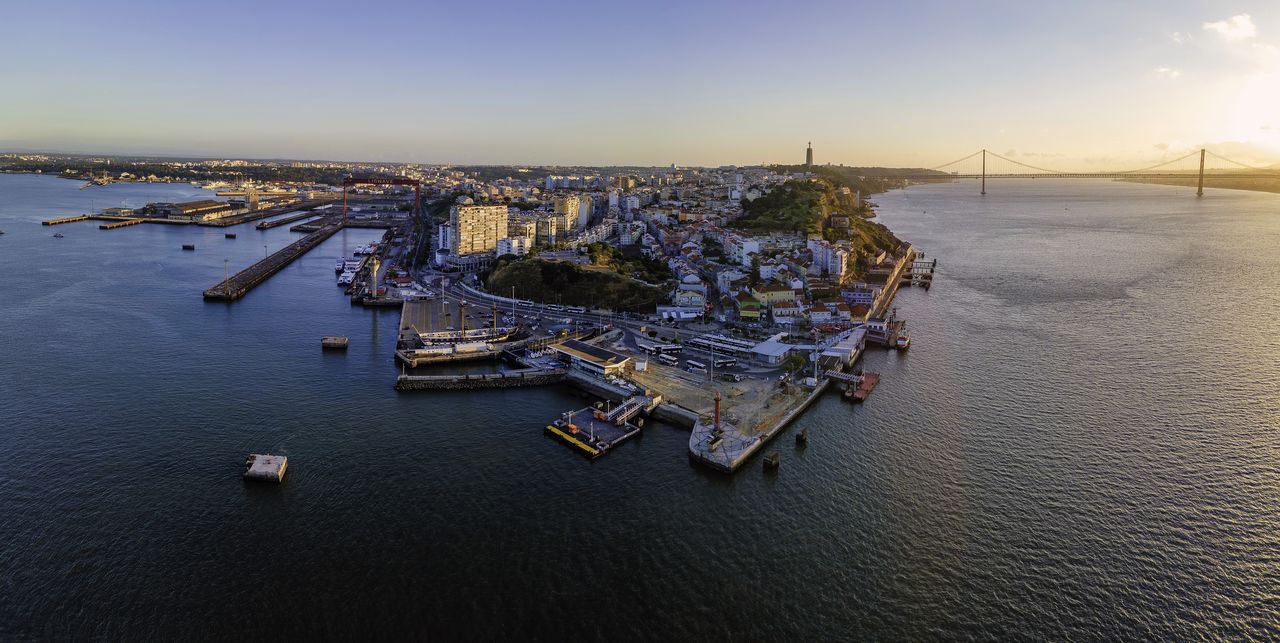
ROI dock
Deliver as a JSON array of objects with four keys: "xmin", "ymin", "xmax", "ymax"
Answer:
[
  {"xmin": 544, "ymin": 398, "xmax": 649, "ymax": 459},
  {"xmin": 42, "ymin": 215, "xmax": 91, "ymax": 226},
  {"xmin": 195, "ymin": 198, "xmax": 335, "ymax": 228},
  {"xmin": 256, "ymin": 211, "xmax": 320, "ymax": 230},
  {"xmin": 394, "ymin": 367, "xmax": 566, "ymax": 390},
  {"xmin": 203, "ymin": 222, "xmax": 343, "ymax": 301},
  {"xmin": 98, "ymin": 218, "xmax": 145, "ymax": 230},
  {"xmin": 243, "ymin": 454, "xmax": 288, "ymax": 482},
  {"xmin": 844, "ymin": 372, "xmax": 879, "ymax": 402},
  {"xmin": 688, "ymin": 381, "xmax": 831, "ymax": 473}
]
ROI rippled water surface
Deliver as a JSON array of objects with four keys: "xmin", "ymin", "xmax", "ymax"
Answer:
[{"xmin": 2, "ymin": 174, "xmax": 1278, "ymax": 639}]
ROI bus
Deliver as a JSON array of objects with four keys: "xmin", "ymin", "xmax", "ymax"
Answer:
[
  {"xmin": 686, "ymin": 360, "xmax": 707, "ymax": 373},
  {"xmin": 656, "ymin": 354, "xmax": 679, "ymax": 366},
  {"xmin": 566, "ymin": 306, "xmax": 587, "ymax": 313},
  {"xmin": 713, "ymin": 357, "xmax": 737, "ymax": 368}
]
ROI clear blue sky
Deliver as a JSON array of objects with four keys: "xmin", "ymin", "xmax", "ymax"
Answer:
[{"xmin": 2, "ymin": 0, "xmax": 1278, "ymax": 168}]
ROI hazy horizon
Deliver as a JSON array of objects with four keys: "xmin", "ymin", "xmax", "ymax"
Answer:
[{"xmin": 4, "ymin": 0, "xmax": 1280, "ymax": 170}]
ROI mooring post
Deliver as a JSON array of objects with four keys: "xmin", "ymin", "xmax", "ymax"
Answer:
[
  {"xmin": 981, "ymin": 149, "xmax": 987, "ymax": 195},
  {"xmin": 1197, "ymin": 148, "xmax": 1205, "ymax": 197}
]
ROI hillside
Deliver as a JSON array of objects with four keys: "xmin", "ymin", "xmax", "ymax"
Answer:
[
  {"xmin": 734, "ymin": 177, "xmax": 904, "ymax": 263},
  {"xmin": 485, "ymin": 258, "xmax": 670, "ymax": 312}
]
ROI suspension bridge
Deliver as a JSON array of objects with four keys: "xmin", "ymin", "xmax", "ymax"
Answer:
[{"xmin": 876, "ymin": 148, "xmax": 1280, "ymax": 196}]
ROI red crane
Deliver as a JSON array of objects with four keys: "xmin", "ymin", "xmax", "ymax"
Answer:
[{"xmin": 341, "ymin": 177, "xmax": 421, "ymax": 225}]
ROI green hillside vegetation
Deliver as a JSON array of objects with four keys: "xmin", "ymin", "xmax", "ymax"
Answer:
[
  {"xmin": 736, "ymin": 177, "xmax": 903, "ymax": 254},
  {"xmin": 582, "ymin": 242, "xmax": 672, "ymax": 284},
  {"xmin": 486, "ymin": 258, "xmax": 669, "ymax": 312}
]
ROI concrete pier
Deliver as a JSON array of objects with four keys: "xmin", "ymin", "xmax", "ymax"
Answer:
[
  {"xmin": 203, "ymin": 223, "xmax": 342, "ymax": 301},
  {"xmin": 42, "ymin": 215, "xmax": 91, "ymax": 225},
  {"xmin": 394, "ymin": 367, "xmax": 566, "ymax": 391},
  {"xmin": 688, "ymin": 379, "xmax": 830, "ymax": 473},
  {"xmin": 243, "ymin": 454, "xmax": 288, "ymax": 482},
  {"xmin": 98, "ymin": 218, "xmax": 144, "ymax": 230}
]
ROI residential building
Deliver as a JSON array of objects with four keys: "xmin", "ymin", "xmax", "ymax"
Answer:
[{"xmin": 449, "ymin": 204, "xmax": 508, "ymax": 255}]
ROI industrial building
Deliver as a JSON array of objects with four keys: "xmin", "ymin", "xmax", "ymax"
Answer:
[{"xmin": 551, "ymin": 339, "xmax": 631, "ymax": 378}]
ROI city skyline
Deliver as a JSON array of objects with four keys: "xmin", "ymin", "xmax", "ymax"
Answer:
[{"xmin": 4, "ymin": 1, "xmax": 1280, "ymax": 169}]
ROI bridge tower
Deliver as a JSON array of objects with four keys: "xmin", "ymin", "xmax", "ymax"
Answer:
[
  {"xmin": 981, "ymin": 149, "xmax": 986, "ymax": 195},
  {"xmin": 1197, "ymin": 148, "xmax": 1206, "ymax": 197}
]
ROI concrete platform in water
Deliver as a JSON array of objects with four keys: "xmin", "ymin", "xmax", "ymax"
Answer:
[
  {"xmin": 545, "ymin": 403, "xmax": 645, "ymax": 459},
  {"xmin": 243, "ymin": 454, "xmax": 288, "ymax": 482}
]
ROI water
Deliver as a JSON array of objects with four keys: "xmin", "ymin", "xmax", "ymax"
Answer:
[{"xmin": 2, "ymin": 174, "xmax": 1278, "ymax": 639}]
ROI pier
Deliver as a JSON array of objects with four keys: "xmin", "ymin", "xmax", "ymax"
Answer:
[
  {"xmin": 544, "ymin": 397, "xmax": 651, "ymax": 459},
  {"xmin": 203, "ymin": 223, "xmax": 342, "ymax": 301},
  {"xmin": 196, "ymin": 198, "xmax": 335, "ymax": 228},
  {"xmin": 98, "ymin": 218, "xmax": 144, "ymax": 230},
  {"xmin": 42, "ymin": 215, "xmax": 91, "ymax": 226},
  {"xmin": 394, "ymin": 367, "xmax": 566, "ymax": 390},
  {"xmin": 256, "ymin": 211, "xmax": 320, "ymax": 230}
]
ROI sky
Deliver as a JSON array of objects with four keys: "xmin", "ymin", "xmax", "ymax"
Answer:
[{"xmin": 2, "ymin": 0, "xmax": 1279, "ymax": 169}]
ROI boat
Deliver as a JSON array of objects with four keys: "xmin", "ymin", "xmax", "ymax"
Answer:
[
  {"xmin": 182, "ymin": 244, "xmax": 195, "ymax": 251},
  {"xmin": 337, "ymin": 271, "xmax": 355, "ymax": 285},
  {"xmin": 895, "ymin": 335, "xmax": 911, "ymax": 350},
  {"xmin": 53, "ymin": 232, "xmax": 64, "ymax": 238},
  {"xmin": 335, "ymin": 259, "xmax": 346, "ymax": 273},
  {"xmin": 225, "ymin": 233, "xmax": 237, "ymax": 239}
]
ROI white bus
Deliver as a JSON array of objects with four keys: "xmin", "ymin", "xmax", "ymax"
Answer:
[
  {"xmin": 713, "ymin": 357, "xmax": 737, "ymax": 368},
  {"xmin": 686, "ymin": 360, "xmax": 707, "ymax": 373},
  {"xmin": 656, "ymin": 354, "xmax": 679, "ymax": 366}
]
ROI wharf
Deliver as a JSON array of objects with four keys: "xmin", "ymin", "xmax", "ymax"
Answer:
[
  {"xmin": 544, "ymin": 399, "xmax": 649, "ymax": 459},
  {"xmin": 98, "ymin": 218, "xmax": 144, "ymax": 230},
  {"xmin": 197, "ymin": 199, "xmax": 335, "ymax": 228},
  {"xmin": 243, "ymin": 454, "xmax": 288, "ymax": 482},
  {"xmin": 394, "ymin": 367, "xmax": 566, "ymax": 390},
  {"xmin": 688, "ymin": 379, "xmax": 831, "ymax": 473},
  {"xmin": 203, "ymin": 223, "xmax": 342, "ymax": 301},
  {"xmin": 42, "ymin": 215, "xmax": 91, "ymax": 225},
  {"xmin": 256, "ymin": 211, "xmax": 319, "ymax": 230}
]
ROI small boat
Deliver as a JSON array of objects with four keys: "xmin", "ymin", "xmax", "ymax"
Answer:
[
  {"xmin": 895, "ymin": 335, "xmax": 911, "ymax": 350},
  {"xmin": 182, "ymin": 244, "xmax": 196, "ymax": 251},
  {"xmin": 795, "ymin": 429, "xmax": 808, "ymax": 446},
  {"xmin": 225, "ymin": 233, "xmax": 237, "ymax": 239},
  {"xmin": 335, "ymin": 259, "xmax": 346, "ymax": 273},
  {"xmin": 763, "ymin": 453, "xmax": 780, "ymax": 470},
  {"xmin": 53, "ymin": 232, "xmax": 64, "ymax": 238}
]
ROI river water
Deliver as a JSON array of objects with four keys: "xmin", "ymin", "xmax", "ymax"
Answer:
[{"xmin": 1, "ymin": 174, "xmax": 1277, "ymax": 639}]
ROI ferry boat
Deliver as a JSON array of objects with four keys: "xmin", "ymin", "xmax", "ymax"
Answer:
[
  {"xmin": 337, "ymin": 271, "xmax": 355, "ymax": 285},
  {"xmin": 895, "ymin": 335, "xmax": 911, "ymax": 350}
]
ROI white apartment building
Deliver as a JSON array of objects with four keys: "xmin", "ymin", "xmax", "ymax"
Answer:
[
  {"xmin": 497, "ymin": 236, "xmax": 532, "ymax": 256},
  {"xmin": 450, "ymin": 204, "xmax": 508, "ymax": 256}
]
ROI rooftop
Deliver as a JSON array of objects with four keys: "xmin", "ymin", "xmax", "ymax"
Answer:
[{"xmin": 553, "ymin": 339, "xmax": 629, "ymax": 367}]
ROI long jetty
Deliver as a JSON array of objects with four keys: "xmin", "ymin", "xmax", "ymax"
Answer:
[
  {"xmin": 394, "ymin": 367, "xmax": 567, "ymax": 391},
  {"xmin": 43, "ymin": 215, "xmax": 91, "ymax": 226},
  {"xmin": 203, "ymin": 223, "xmax": 342, "ymax": 301},
  {"xmin": 98, "ymin": 218, "xmax": 144, "ymax": 230},
  {"xmin": 255, "ymin": 211, "xmax": 319, "ymax": 230}
]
